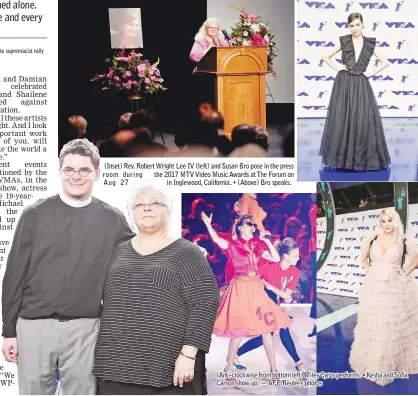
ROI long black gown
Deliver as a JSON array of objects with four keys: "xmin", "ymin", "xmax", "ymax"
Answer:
[{"xmin": 319, "ymin": 34, "xmax": 391, "ymax": 170}]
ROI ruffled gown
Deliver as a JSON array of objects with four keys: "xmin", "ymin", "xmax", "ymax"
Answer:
[
  {"xmin": 349, "ymin": 237, "xmax": 418, "ymax": 386},
  {"xmin": 319, "ymin": 34, "xmax": 391, "ymax": 170}
]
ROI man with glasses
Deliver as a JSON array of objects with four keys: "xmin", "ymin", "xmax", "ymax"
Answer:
[{"xmin": 1, "ymin": 139, "xmax": 135, "ymax": 394}]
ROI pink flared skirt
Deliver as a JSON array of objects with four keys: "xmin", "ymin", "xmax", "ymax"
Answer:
[{"xmin": 213, "ymin": 275, "xmax": 292, "ymax": 339}]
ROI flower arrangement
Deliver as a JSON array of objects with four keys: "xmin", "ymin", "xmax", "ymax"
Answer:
[
  {"xmin": 91, "ymin": 49, "xmax": 167, "ymax": 97},
  {"xmin": 229, "ymin": 6, "xmax": 278, "ymax": 78}
]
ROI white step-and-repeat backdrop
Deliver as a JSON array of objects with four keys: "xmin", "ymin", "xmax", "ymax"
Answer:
[
  {"xmin": 317, "ymin": 204, "xmax": 418, "ymax": 298},
  {"xmin": 297, "ymin": 0, "xmax": 418, "ymax": 118}
]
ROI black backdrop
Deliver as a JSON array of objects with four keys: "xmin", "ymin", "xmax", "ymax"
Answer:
[{"xmin": 58, "ymin": 0, "xmax": 207, "ymax": 142}]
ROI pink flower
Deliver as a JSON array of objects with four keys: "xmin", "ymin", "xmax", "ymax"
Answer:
[
  {"xmin": 150, "ymin": 76, "xmax": 156, "ymax": 81},
  {"xmin": 116, "ymin": 56, "xmax": 129, "ymax": 62},
  {"xmin": 123, "ymin": 71, "xmax": 132, "ymax": 78},
  {"xmin": 145, "ymin": 78, "xmax": 151, "ymax": 84},
  {"xmin": 107, "ymin": 71, "xmax": 113, "ymax": 78},
  {"xmin": 114, "ymin": 76, "xmax": 120, "ymax": 81},
  {"xmin": 243, "ymin": 12, "xmax": 249, "ymax": 20},
  {"xmin": 125, "ymin": 81, "xmax": 132, "ymax": 89},
  {"xmin": 243, "ymin": 31, "xmax": 249, "ymax": 37},
  {"xmin": 137, "ymin": 64, "xmax": 146, "ymax": 77},
  {"xmin": 252, "ymin": 33, "xmax": 267, "ymax": 46}
]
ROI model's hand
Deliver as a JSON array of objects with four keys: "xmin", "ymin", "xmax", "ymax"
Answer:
[
  {"xmin": 363, "ymin": 71, "xmax": 370, "ymax": 78},
  {"xmin": 201, "ymin": 211, "xmax": 212, "ymax": 226},
  {"xmin": 173, "ymin": 353, "xmax": 195, "ymax": 387},
  {"xmin": 2, "ymin": 338, "xmax": 18, "ymax": 363},
  {"xmin": 338, "ymin": 64, "xmax": 348, "ymax": 72},
  {"xmin": 395, "ymin": 267, "xmax": 407, "ymax": 276},
  {"xmin": 260, "ymin": 230, "xmax": 271, "ymax": 237}
]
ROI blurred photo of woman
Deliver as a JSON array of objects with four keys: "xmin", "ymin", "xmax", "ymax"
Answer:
[
  {"xmin": 350, "ymin": 208, "xmax": 418, "ymax": 386},
  {"xmin": 110, "ymin": 9, "xmax": 143, "ymax": 48}
]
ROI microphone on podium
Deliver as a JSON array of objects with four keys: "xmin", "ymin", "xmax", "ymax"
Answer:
[{"xmin": 222, "ymin": 29, "xmax": 231, "ymax": 43}]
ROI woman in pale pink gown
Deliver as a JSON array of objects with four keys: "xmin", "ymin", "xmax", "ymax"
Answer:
[{"xmin": 349, "ymin": 208, "xmax": 418, "ymax": 386}]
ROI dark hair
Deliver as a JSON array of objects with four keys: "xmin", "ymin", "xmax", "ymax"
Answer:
[
  {"xmin": 348, "ymin": 12, "xmax": 363, "ymax": 24},
  {"xmin": 277, "ymin": 237, "xmax": 299, "ymax": 258},
  {"xmin": 231, "ymin": 124, "xmax": 257, "ymax": 148},
  {"xmin": 233, "ymin": 214, "xmax": 254, "ymax": 239}
]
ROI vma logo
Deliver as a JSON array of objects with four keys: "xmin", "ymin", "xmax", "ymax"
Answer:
[
  {"xmin": 385, "ymin": 22, "xmax": 415, "ymax": 28},
  {"xmin": 297, "ymin": 58, "xmax": 310, "ymax": 64},
  {"xmin": 318, "ymin": 286, "xmax": 329, "ymax": 290},
  {"xmin": 340, "ymin": 255, "xmax": 351, "ymax": 259},
  {"xmin": 345, "ymin": 237, "xmax": 356, "ymax": 241},
  {"xmin": 376, "ymin": 41, "xmax": 390, "ymax": 47},
  {"xmin": 340, "ymin": 288, "xmax": 354, "ymax": 293},
  {"xmin": 346, "ymin": 217, "xmax": 358, "ymax": 221},
  {"xmin": 334, "ymin": 247, "xmax": 345, "ymax": 250},
  {"xmin": 378, "ymin": 105, "xmax": 399, "ymax": 109},
  {"xmin": 369, "ymin": 214, "xmax": 379, "ymax": 219},
  {"xmin": 336, "ymin": 280, "xmax": 349, "ymax": 284},
  {"xmin": 297, "ymin": 21, "xmax": 311, "ymax": 28},
  {"xmin": 336, "ymin": 22, "xmax": 348, "ymax": 28},
  {"xmin": 305, "ymin": 2, "xmax": 335, "ymax": 9},
  {"xmin": 306, "ymin": 41, "xmax": 335, "ymax": 47},
  {"xmin": 297, "ymin": 92, "xmax": 309, "ymax": 96},
  {"xmin": 358, "ymin": 226, "xmax": 370, "ymax": 230},
  {"xmin": 327, "ymin": 263, "xmax": 338, "ymax": 267},
  {"xmin": 411, "ymin": 221, "xmax": 418, "ymax": 226},
  {"xmin": 347, "ymin": 264, "xmax": 360, "ymax": 268},
  {"xmin": 353, "ymin": 273, "xmax": 365, "ymax": 277},
  {"xmin": 303, "ymin": 106, "xmax": 328, "ymax": 110},
  {"xmin": 331, "ymin": 272, "xmax": 342, "ymax": 276},
  {"xmin": 393, "ymin": 91, "xmax": 418, "ymax": 95},
  {"xmin": 370, "ymin": 75, "xmax": 394, "ymax": 81},
  {"xmin": 389, "ymin": 58, "xmax": 418, "ymax": 64},
  {"xmin": 338, "ymin": 228, "xmax": 349, "ymax": 232},
  {"xmin": 305, "ymin": 75, "xmax": 335, "ymax": 81},
  {"xmin": 359, "ymin": 2, "xmax": 388, "ymax": 9}
]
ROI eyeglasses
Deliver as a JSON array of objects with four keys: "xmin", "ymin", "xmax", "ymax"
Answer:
[
  {"xmin": 62, "ymin": 168, "xmax": 94, "ymax": 177},
  {"xmin": 244, "ymin": 222, "xmax": 255, "ymax": 227},
  {"xmin": 133, "ymin": 201, "xmax": 167, "ymax": 210}
]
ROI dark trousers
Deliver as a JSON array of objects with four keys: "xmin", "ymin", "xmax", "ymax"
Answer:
[
  {"xmin": 237, "ymin": 289, "xmax": 301, "ymax": 363},
  {"xmin": 97, "ymin": 351, "xmax": 207, "ymax": 395}
]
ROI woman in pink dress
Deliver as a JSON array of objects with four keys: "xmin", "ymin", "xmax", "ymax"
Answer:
[
  {"xmin": 201, "ymin": 212, "xmax": 292, "ymax": 373},
  {"xmin": 189, "ymin": 18, "xmax": 229, "ymax": 69},
  {"xmin": 349, "ymin": 208, "xmax": 418, "ymax": 386}
]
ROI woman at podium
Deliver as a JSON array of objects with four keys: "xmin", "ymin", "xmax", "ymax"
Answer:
[
  {"xmin": 188, "ymin": 18, "xmax": 229, "ymax": 122},
  {"xmin": 189, "ymin": 18, "xmax": 229, "ymax": 69}
]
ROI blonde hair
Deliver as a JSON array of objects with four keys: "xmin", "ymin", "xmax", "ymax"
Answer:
[
  {"xmin": 194, "ymin": 18, "xmax": 223, "ymax": 42},
  {"xmin": 377, "ymin": 208, "xmax": 404, "ymax": 244},
  {"xmin": 68, "ymin": 115, "xmax": 87, "ymax": 131}
]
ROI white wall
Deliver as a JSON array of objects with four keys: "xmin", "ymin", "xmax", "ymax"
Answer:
[{"xmin": 207, "ymin": 0, "xmax": 295, "ymax": 103}]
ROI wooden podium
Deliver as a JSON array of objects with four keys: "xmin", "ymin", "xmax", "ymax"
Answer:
[{"xmin": 196, "ymin": 45, "xmax": 268, "ymax": 138}]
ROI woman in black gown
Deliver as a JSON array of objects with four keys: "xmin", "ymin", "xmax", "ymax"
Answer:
[{"xmin": 319, "ymin": 12, "xmax": 391, "ymax": 171}]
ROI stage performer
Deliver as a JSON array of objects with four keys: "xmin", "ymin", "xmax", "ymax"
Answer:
[
  {"xmin": 201, "ymin": 212, "xmax": 292, "ymax": 373},
  {"xmin": 349, "ymin": 208, "xmax": 418, "ymax": 386},
  {"xmin": 1, "ymin": 139, "xmax": 135, "ymax": 395},
  {"xmin": 94, "ymin": 186, "xmax": 219, "ymax": 395},
  {"xmin": 235, "ymin": 238, "xmax": 308, "ymax": 373},
  {"xmin": 319, "ymin": 12, "xmax": 391, "ymax": 170}
]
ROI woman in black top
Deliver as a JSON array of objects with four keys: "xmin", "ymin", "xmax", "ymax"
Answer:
[{"xmin": 93, "ymin": 186, "xmax": 219, "ymax": 395}]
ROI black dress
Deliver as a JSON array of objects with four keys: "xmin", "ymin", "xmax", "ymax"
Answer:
[{"xmin": 319, "ymin": 34, "xmax": 391, "ymax": 170}]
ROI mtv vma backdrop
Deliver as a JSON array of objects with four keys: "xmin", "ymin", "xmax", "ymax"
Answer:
[{"xmin": 297, "ymin": 0, "xmax": 418, "ymax": 118}]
